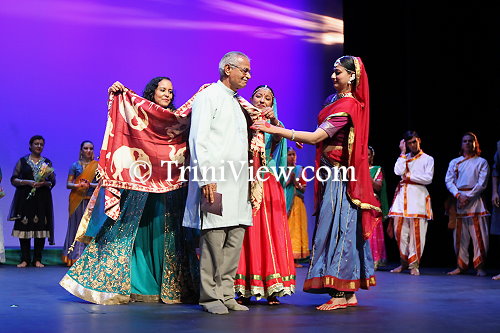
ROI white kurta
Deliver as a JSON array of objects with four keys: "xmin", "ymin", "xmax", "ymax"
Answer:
[
  {"xmin": 182, "ymin": 81, "xmax": 252, "ymax": 230},
  {"xmin": 445, "ymin": 156, "xmax": 490, "ymax": 217},
  {"xmin": 388, "ymin": 152, "xmax": 434, "ymax": 219}
]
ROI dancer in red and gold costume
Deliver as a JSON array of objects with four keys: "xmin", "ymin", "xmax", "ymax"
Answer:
[{"xmin": 235, "ymin": 85, "xmax": 296, "ymax": 306}]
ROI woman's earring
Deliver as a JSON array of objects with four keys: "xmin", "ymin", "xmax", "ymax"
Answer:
[{"xmin": 349, "ymin": 74, "xmax": 355, "ymax": 85}]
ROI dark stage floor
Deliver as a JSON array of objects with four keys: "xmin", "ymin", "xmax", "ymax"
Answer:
[{"xmin": 1, "ymin": 264, "xmax": 500, "ymax": 333}]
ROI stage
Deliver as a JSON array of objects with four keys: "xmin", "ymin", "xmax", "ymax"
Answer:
[{"xmin": 1, "ymin": 264, "xmax": 499, "ymax": 333}]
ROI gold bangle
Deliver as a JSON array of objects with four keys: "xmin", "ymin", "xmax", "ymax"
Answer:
[{"xmin": 291, "ymin": 129, "xmax": 295, "ymax": 141}]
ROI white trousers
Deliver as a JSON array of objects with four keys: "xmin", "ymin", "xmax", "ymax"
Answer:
[
  {"xmin": 453, "ymin": 215, "xmax": 489, "ymax": 270},
  {"xmin": 393, "ymin": 217, "xmax": 428, "ymax": 269}
]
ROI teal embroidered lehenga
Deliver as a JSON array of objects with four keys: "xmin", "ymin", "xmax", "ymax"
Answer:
[{"xmin": 60, "ymin": 187, "xmax": 199, "ymax": 305}]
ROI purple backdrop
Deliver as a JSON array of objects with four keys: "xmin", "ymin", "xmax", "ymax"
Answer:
[{"xmin": 0, "ymin": 0, "xmax": 342, "ymax": 247}]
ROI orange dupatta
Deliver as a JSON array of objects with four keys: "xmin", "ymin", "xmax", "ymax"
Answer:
[{"xmin": 68, "ymin": 160, "xmax": 98, "ymax": 216}]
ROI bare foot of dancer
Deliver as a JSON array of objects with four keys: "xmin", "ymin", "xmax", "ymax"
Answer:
[
  {"xmin": 410, "ymin": 268, "xmax": 420, "ymax": 276},
  {"xmin": 267, "ymin": 296, "xmax": 280, "ymax": 305},
  {"xmin": 345, "ymin": 294, "xmax": 358, "ymax": 307},
  {"xmin": 34, "ymin": 261, "xmax": 45, "ymax": 268},
  {"xmin": 17, "ymin": 261, "xmax": 28, "ymax": 268},
  {"xmin": 476, "ymin": 269, "xmax": 486, "ymax": 277},
  {"xmin": 447, "ymin": 268, "xmax": 463, "ymax": 275},
  {"xmin": 316, "ymin": 297, "xmax": 347, "ymax": 311},
  {"xmin": 492, "ymin": 274, "xmax": 500, "ymax": 280},
  {"xmin": 390, "ymin": 265, "xmax": 407, "ymax": 273},
  {"xmin": 236, "ymin": 297, "xmax": 250, "ymax": 305}
]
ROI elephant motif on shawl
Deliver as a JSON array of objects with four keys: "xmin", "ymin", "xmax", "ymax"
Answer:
[{"xmin": 111, "ymin": 146, "xmax": 152, "ymax": 182}]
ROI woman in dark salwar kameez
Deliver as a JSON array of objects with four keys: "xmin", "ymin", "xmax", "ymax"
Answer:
[{"xmin": 9, "ymin": 135, "xmax": 56, "ymax": 268}]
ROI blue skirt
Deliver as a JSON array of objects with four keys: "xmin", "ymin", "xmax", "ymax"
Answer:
[{"xmin": 304, "ymin": 175, "xmax": 375, "ymax": 293}]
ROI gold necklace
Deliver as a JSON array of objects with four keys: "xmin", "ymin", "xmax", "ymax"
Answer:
[
  {"xmin": 337, "ymin": 92, "xmax": 353, "ymax": 99},
  {"xmin": 29, "ymin": 155, "xmax": 42, "ymax": 164}
]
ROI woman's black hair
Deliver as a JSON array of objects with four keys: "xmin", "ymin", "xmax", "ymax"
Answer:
[
  {"xmin": 29, "ymin": 135, "xmax": 45, "ymax": 145},
  {"xmin": 142, "ymin": 77, "xmax": 175, "ymax": 109},
  {"xmin": 335, "ymin": 56, "xmax": 356, "ymax": 87},
  {"xmin": 80, "ymin": 140, "xmax": 93, "ymax": 150},
  {"xmin": 336, "ymin": 56, "xmax": 355, "ymax": 71},
  {"xmin": 252, "ymin": 85, "xmax": 275, "ymax": 99}
]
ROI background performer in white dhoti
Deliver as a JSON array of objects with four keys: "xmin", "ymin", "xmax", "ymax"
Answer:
[
  {"xmin": 446, "ymin": 132, "xmax": 489, "ymax": 277},
  {"xmin": 388, "ymin": 131, "xmax": 434, "ymax": 276}
]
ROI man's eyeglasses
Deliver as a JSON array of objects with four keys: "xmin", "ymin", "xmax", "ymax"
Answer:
[{"xmin": 229, "ymin": 63, "xmax": 251, "ymax": 76}]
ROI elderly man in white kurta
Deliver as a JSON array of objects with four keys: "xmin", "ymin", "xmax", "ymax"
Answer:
[
  {"xmin": 183, "ymin": 51, "xmax": 253, "ymax": 315},
  {"xmin": 388, "ymin": 132, "xmax": 434, "ymax": 276},
  {"xmin": 446, "ymin": 133, "xmax": 489, "ymax": 276}
]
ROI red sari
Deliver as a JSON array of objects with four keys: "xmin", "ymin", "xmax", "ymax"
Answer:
[
  {"xmin": 235, "ymin": 173, "xmax": 296, "ymax": 299},
  {"xmin": 235, "ymin": 98, "xmax": 295, "ymax": 299}
]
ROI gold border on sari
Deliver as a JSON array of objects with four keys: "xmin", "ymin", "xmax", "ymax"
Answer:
[
  {"xmin": 130, "ymin": 293, "xmax": 161, "ymax": 303},
  {"xmin": 353, "ymin": 57, "xmax": 361, "ymax": 88},
  {"xmin": 59, "ymin": 274, "xmax": 130, "ymax": 305}
]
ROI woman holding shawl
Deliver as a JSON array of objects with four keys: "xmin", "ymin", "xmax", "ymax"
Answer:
[
  {"xmin": 252, "ymin": 56, "xmax": 379, "ymax": 311},
  {"xmin": 60, "ymin": 77, "xmax": 199, "ymax": 305},
  {"xmin": 61, "ymin": 141, "xmax": 98, "ymax": 266},
  {"xmin": 235, "ymin": 85, "xmax": 296, "ymax": 305}
]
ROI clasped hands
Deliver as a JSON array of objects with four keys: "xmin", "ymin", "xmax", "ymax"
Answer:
[
  {"xmin": 25, "ymin": 180, "xmax": 50, "ymax": 188},
  {"xmin": 457, "ymin": 193, "xmax": 471, "ymax": 209},
  {"xmin": 74, "ymin": 179, "xmax": 90, "ymax": 190}
]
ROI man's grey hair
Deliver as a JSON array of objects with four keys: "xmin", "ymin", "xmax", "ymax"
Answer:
[{"xmin": 218, "ymin": 51, "xmax": 249, "ymax": 79}]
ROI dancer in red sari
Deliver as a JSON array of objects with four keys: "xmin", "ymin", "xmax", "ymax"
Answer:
[
  {"xmin": 235, "ymin": 85, "xmax": 296, "ymax": 305},
  {"xmin": 252, "ymin": 56, "xmax": 380, "ymax": 310}
]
